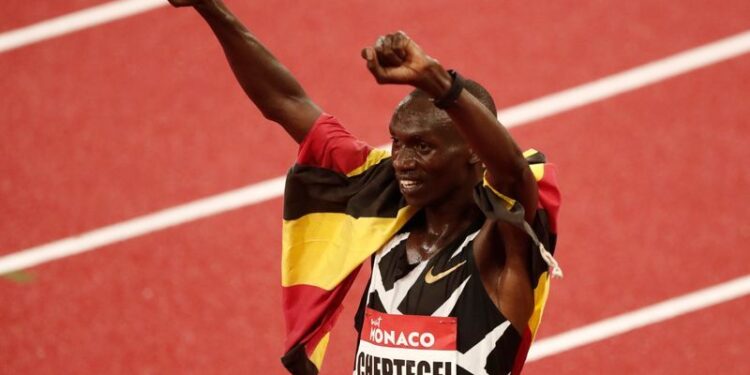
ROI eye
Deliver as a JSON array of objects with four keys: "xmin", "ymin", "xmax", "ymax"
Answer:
[
  {"xmin": 416, "ymin": 142, "xmax": 431, "ymax": 154},
  {"xmin": 390, "ymin": 137, "xmax": 402, "ymax": 151}
]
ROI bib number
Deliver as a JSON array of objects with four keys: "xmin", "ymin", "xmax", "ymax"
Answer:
[{"xmin": 354, "ymin": 308, "xmax": 457, "ymax": 375}]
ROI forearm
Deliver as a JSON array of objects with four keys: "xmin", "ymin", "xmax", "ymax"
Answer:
[
  {"xmin": 193, "ymin": 1, "xmax": 320, "ymax": 142},
  {"xmin": 452, "ymin": 101, "xmax": 537, "ymax": 222},
  {"xmin": 446, "ymin": 92, "xmax": 527, "ymax": 187},
  {"xmin": 419, "ymin": 66, "xmax": 534, "ymax": 211}
]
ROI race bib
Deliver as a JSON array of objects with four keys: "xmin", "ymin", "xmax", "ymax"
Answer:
[{"xmin": 354, "ymin": 308, "xmax": 457, "ymax": 375}]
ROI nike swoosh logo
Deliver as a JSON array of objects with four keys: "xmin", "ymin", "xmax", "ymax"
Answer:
[{"xmin": 424, "ymin": 260, "xmax": 467, "ymax": 284}]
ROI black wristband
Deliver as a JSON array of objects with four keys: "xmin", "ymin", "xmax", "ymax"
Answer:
[{"xmin": 432, "ymin": 69, "xmax": 465, "ymax": 109}]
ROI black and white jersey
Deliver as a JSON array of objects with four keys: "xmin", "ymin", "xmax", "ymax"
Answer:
[{"xmin": 354, "ymin": 222, "xmax": 523, "ymax": 375}]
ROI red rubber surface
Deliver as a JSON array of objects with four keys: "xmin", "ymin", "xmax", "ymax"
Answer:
[{"xmin": 2, "ymin": 1, "xmax": 749, "ymax": 374}]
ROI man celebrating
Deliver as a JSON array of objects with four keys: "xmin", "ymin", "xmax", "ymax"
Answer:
[{"xmin": 168, "ymin": 1, "xmax": 561, "ymax": 374}]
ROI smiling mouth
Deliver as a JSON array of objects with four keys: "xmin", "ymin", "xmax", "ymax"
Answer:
[{"xmin": 398, "ymin": 179, "xmax": 423, "ymax": 194}]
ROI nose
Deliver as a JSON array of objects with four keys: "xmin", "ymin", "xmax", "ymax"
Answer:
[{"xmin": 393, "ymin": 147, "xmax": 417, "ymax": 171}]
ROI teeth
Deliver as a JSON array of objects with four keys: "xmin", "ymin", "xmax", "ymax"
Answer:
[{"xmin": 400, "ymin": 180, "xmax": 419, "ymax": 189}]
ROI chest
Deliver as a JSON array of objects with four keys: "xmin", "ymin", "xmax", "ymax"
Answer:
[{"xmin": 366, "ymin": 231, "xmax": 479, "ymax": 317}]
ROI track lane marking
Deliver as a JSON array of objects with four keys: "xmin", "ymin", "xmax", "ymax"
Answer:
[
  {"xmin": 527, "ymin": 274, "xmax": 750, "ymax": 361},
  {"xmin": 0, "ymin": 176, "xmax": 285, "ymax": 275},
  {"xmin": 0, "ymin": 0, "xmax": 166, "ymax": 54},
  {"xmin": 500, "ymin": 30, "xmax": 750, "ymax": 125}
]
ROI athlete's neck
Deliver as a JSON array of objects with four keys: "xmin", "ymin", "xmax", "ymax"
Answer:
[{"xmin": 410, "ymin": 191, "xmax": 483, "ymax": 257}]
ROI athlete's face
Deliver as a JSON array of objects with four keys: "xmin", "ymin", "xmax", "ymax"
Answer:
[{"xmin": 389, "ymin": 95, "xmax": 479, "ymax": 208}]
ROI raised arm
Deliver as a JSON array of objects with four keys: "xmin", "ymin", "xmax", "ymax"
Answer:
[
  {"xmin": 169, "ymin": 0, "xmax": 321, "ymax": 143},
  {"xmin": 363, "ymin": 32, "xmax": 541, "ymax": 331},
  {"xmin": 362, "ymin": 32, "xmax": 537, "ymax": 222}
]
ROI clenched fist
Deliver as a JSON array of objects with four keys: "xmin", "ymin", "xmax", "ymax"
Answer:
[{"xmin": 361, "ymin": 31, "xmax": 451, "ymax": 98}]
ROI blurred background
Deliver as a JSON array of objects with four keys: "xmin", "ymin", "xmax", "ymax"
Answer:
[{"xmin": 1, "ymin": 0, "xmax": 749, "ymax": 373}]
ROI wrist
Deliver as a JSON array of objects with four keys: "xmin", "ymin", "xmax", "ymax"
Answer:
[
  {"xmin": 431, "ymin": 69, "xmax": 465, "ymax": 110},
  {"xmin": 416, "ymin": 61, "xmax": 452, "ymax": 98}
]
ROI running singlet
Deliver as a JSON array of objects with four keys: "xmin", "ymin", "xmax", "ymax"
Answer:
[{"xmin": 354, "ymin": 220, "xmax": 522, "ymax": 375}]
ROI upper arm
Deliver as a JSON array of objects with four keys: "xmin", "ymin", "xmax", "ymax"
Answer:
[
  {"xmin": 474, "ymin": 167, "xmax": 539, "ymax": 333},
  {"xmin": 485, "ymin": 161, "xmax": 539, "ymax": 224},
  {"xmin": 261, "ymin": 95, "xmax": 323, "ymax": 144}
]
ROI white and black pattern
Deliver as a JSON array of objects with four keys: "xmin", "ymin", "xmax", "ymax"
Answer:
[{"xmin": 355, "ymin": 222, "xmax": 523, "ymax": 375}]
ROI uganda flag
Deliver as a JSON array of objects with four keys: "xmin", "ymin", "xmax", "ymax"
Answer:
[
  {"xmin": 280, "ymin": 114, "xmax": 561, "ymax": 374},
  {"xmin": 474, "ymin": 148, "xmax": 562, "ymax": 373}
]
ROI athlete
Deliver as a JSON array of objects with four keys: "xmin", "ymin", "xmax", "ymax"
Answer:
[{"xmin": 168, "ymin": 1, "xmax": 561, "ymax": 374}]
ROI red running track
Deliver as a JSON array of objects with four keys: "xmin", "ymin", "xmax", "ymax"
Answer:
[{"xmin": 1, "ymin": 1, "xmax": 749, "ymax": 374}]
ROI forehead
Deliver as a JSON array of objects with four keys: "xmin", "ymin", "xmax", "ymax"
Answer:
[{"xmin": 388, "ymin": 95, "xmax": 455, "ymax": 138}]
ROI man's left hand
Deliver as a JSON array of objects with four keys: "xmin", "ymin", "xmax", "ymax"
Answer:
[{"xmin": 361, "ymin": 31, "xmax": 447, "ymax": 95}]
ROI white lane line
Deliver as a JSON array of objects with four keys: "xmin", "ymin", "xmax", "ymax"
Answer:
[
  {"xmin": 1, "ymin": 29, "xmax": 750, "ymax": 275},
  {"xmin": 0, "ymin": 177, "xmax": 285, "ymax": 275},
  {"xmin": 0, "ymin": 0, "xmax": 166, "ymax": 54},
  {"xmin": 499, "ymin": 29, "xmax": 750, "ymax": 125},
  {"xmin": 528, "ymin": 274, "xmax": 750, "ymax": 361}
]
